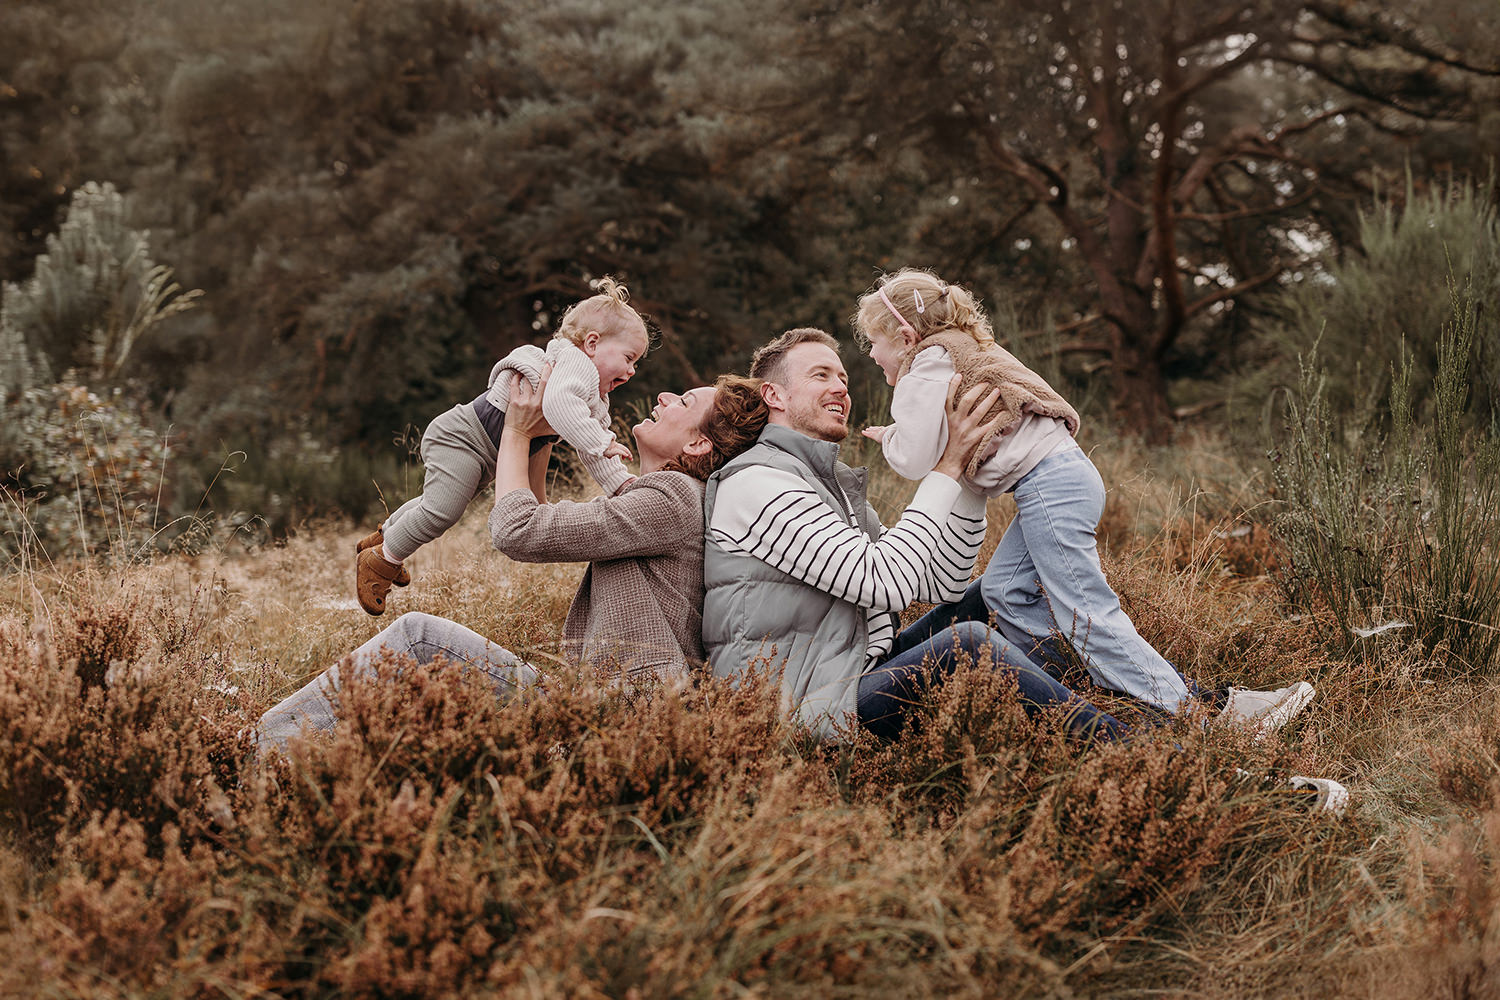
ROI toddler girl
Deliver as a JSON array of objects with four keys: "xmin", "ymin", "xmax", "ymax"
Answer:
[
  {"xmin": 355, "ymin": 276, "xmax": 646, "ymax": 615},
  {"xmin": 854, "ymin": 267, "xmax": 1314, "ymax": 729}
]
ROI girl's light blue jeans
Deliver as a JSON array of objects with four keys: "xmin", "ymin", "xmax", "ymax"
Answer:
[
  {"xmin": 255, "ymin": 612, "xmax": 539, "ymax": 754},
  {"xmin": 979, "ymin": 448, "xmax": 1193, "ymax": 714}
]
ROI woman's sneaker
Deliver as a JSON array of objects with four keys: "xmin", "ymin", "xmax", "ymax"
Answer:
[{"xmin": 1217, "ymin": 681, "xmax": 1316, "ymax": 736}]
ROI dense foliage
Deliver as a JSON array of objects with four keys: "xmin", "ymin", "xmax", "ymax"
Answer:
[{"xmin": 2, "ymin": 1, "xmax": 1497, "ymax": 539}]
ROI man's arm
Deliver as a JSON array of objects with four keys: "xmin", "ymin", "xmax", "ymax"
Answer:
[
  {"xmin": 709, "ymin": 466, "xmax": 972, "ymax": 613},
  {"xmin": 871, "ymin": 490, "xmax": 987, "ymax": 605}
]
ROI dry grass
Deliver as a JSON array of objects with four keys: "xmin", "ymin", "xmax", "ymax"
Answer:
[{"xmin": 1, "ymin": 444, "xmax": 1498, "ymax": 999}]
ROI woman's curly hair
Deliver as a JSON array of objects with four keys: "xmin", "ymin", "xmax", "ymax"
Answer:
[{"xmin": 662, "ymin": 375, "xmax": 769, "ymax": 481}]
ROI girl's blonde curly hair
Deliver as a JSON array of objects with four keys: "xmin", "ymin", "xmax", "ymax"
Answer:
[
  {"xmin": 852, "ymin": 268, "xmax": 995, "ymax": 353},
  {"xmin": 556, "ymin": 275, "xmax": 648, "ymax": 346}
]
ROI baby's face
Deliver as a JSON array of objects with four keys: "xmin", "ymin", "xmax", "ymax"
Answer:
[
  {"xmin": 867, "ymin": 327, "xmax": 906, "ymax": 387},
  {"xmin": 588, "ymin": 325, "xmax": 648, "ymax": 396}
]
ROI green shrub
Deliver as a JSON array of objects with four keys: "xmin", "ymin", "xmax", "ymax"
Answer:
[
  {"xmin": 1271, "ymin": 278, "xmax": 1500, "ymax": 673},
  {"xmin": 0, "ymin": 380, "xmax": 170, "ymax": 563},
  {"xmin": 1242, "ymin": 178, "xmax": 1500, "ymax": 430}
]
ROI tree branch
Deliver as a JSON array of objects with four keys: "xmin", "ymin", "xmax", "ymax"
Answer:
[{"xmin": 1183, "ymin": 264, "xmax": 1283, "ymax": 318}]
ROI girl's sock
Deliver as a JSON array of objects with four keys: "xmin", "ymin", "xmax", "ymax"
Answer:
[{"xmin": 380, "ymin": 545, "xmax": 404, "ymax": 567}]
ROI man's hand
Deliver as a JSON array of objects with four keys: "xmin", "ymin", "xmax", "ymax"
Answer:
[
  {"xmin": 933, "ymin": 377, "xmax": 1004, "ymax": 480},
  {"xmin": 861, "ymin": 425, "xmax": 889, "ymax": 443},
  {"xmin": 504, "ymin": 364, "xmax": 557, "ymax": 439}
]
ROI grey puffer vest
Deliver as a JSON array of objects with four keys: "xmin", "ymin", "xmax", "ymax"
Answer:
[{"xmin": 702, "ymin": 424, "xmax": 892, "ymax": 738}]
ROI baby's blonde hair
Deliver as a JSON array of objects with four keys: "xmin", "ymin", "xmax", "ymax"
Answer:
[
  {"xmin": 853, "ymin": 268, "xmax": 994, "ymax": 353},
  {"xmin": 556, "ymin": 275, "xmax": 648, "ymax": 346}
]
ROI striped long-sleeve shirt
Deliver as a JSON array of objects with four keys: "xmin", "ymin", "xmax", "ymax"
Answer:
[{"xmin": 707, "ymin": 467, "xmax": 988, "ymax": 667}]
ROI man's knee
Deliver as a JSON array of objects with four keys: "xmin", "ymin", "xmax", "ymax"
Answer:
[{"xmin": 944, "ymin": 620, "xmax": 1000, "ymax": 658}]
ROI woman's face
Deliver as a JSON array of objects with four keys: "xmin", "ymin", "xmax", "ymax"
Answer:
[{"xmin": 632, "ymin": 386, "xmax": 714, "ymax": 461}]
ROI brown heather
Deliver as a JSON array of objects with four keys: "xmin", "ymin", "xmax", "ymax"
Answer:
[{"xmin": 2, "ymin": 444, "xmax": 1499, "ymax": 999}]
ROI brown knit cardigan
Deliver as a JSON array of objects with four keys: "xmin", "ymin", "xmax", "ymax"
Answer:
[
  {"xmin": 897, "ymin": 330, "xmax": 1080, "ymax": 476},
  {"xmin": 488, "ymin": 471, "xmax": 706, "ymax": 686}
]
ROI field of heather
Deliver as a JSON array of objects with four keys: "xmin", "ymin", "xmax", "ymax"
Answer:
[{"xmin": 2, "ymin": 430, "xmax": 1496, "ymax": 999}]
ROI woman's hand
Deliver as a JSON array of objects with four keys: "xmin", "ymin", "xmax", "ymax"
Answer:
[
  {"xmin": 503, "ymin": 365, "xmax": 557, "ymax": 439},
  {"xmin": 933, "ymin": 376, "xmax": 1004, "ymax": 480}
]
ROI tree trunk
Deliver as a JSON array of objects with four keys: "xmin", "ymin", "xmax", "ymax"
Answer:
[{"xmin": 1106, "ymin": 327, "xmax": 1173, "ymax": 444}]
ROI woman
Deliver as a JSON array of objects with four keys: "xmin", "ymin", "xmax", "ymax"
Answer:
[{"xmin": 256, "ymin": 367, "xmax": 768, "ymax": 752}]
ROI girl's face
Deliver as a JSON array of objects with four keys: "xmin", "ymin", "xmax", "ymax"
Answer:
[
  {"xmin": 584, "ymin": 325, "xmax": 649, "ymax": 396},
  {"xmin": 867, "ymin": 326, "xmax": 910, "ymax": 386}
]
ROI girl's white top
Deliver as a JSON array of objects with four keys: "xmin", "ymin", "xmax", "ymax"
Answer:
[
  {"xmin": 882, "ymin": 344, "xmax": 1077, "ymax": 497},
  {"xmin": 486, "ymin": 338, "xmax": 632, "ymax": 496}
]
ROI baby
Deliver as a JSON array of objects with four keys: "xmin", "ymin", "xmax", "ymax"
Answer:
[{"xmin": 355, "ymin": 276, "xmax": 648, "ymax": 615}]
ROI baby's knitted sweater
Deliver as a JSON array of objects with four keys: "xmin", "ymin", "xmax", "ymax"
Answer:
[{"xmin": 486, "ymin": 338, "xmax": 632, "ymax": 496}]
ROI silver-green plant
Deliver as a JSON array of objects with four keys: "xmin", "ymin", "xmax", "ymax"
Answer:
[
  {"xmin": 0, "ymin": 180, "xmax": 200, "ymax": 390},
  {"xmin": 0, "ymin": 181, "xmax": 200, "ymax": 562}
]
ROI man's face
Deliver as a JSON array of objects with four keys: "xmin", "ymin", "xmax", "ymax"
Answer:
[{"xmin": 765, "ymin": 342, "xmax": 850, "ymax": 442}]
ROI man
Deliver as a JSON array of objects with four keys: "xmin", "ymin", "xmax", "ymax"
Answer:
[
  {"xmin": 702, "ymin": 328, "xmax": 1326, "ymax": 755},
  {"xmin": 702, "ymin": 328, "xmax": 1132, "ymax": 741}
]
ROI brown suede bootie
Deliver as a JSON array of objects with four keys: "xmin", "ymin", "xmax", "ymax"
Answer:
[
  {"xmin": 356, "ymin": 546, "xmax": 405, "ymax": 616},
  {"xmin": 356, "ymin": 525, "xmax": 409, "ymax": 586}
]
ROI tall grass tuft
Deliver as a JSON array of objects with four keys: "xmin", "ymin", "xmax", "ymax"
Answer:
[{"xmin": 1272, "ymin": 277, "xmax": 1500, "ymax": 672}]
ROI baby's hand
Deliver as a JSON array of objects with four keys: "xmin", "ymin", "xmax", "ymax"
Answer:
[
  {"xmin": 861, "ymin": 425, "xmax": 889, "ymax": 443},
  {"xmin": 604, "ymin": 441, "xmax": 633, "ymax": 461}
]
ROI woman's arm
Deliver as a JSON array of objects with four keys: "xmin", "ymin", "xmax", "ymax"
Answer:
[
  {"xmin": 527, "ymin": 441, "xmax": 552, "ymax": 504},
  {"xmin": 496, "ymin": 368, "xmax": 556, "ymax": 503},
  {"xmin": 491, "ymin": 362, "xmax": 698, "ymax": 563},
  {"xmin": 491, "ymin": 475, "xmax": 702, "ymax": 564}
]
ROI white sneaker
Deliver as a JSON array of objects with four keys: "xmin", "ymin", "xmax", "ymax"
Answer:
[
  {"xmin": 1218, "ymin": 681, "xmax": 1316, "ymax": 736},
  {"xmin": 1288, "ymin": 775, "xmax": 1349, "ymax": 815},
  {"xmin": 1232, "ymin": 768, "xmax": 1350, "ymax": 816}
]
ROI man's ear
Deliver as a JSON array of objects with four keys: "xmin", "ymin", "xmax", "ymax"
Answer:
[
  {"xmin": 681, "ymin": 434, "xmax": 712, "ymax": 458},
  {"xmin": 581, "ymin": 330, "xmax": 601, "ymax": 357},
  {"xmin": 760, "ymin": 380, "xmax": 787, "ymax": 412}
]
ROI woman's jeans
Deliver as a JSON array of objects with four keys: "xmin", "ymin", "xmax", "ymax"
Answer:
[
  {"xmin": 979, "ymin": 448, "xmax": 1192, "ymax": 713},
  {"xmin": 856, "ymin": 615, "xmax": 1132, "ymax": 743},
  {"xmin": 255, "ymin": 612, "xmax": 538, "ymax": 754}
]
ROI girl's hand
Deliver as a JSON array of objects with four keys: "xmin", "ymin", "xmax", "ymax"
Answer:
[
  {"xmin": 504, "ymin": 364, "xmax": 557, "ymax": 439},
  {"xmin": 861, "ymin": 425, "xmax": 889, "ymax": 443},
  {"xmin": 934, "ymin": 376, "xmax": 1003, "ymax": 480},
  {"xmin": 603, "ymin": 440, "xmax": 633, "ymax": 461}
]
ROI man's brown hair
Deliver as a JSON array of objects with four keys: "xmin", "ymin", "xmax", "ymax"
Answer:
[
  {"xmin": 748, "ymin": 328, "xmax": 840, "ymax": 385},
  {"xmin": 662, "ymin": 375, "xmax": 770, "ymax": 481}
]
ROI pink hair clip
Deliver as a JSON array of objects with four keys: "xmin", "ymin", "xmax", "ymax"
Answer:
[
  {"xmin": 913, "ymin": 289, "xmax": 926, "ymax": 314},
  {"xmin": 877, "ymin": 286, "xmax": 916, "ymax": 337}
]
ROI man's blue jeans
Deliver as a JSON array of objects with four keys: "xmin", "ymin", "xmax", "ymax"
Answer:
[{"xmin": 855, "ymin": 614, "xmax": 1133, "ymax": 743}]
